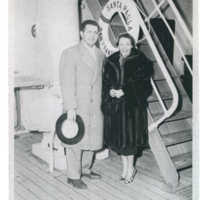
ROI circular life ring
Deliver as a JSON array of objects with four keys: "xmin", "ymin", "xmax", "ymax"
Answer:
[{"xmin": 99, "ymin": 0, "xmax": 140, "ymax": 57}]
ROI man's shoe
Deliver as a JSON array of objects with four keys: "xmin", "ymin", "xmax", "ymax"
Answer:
[
  {"xmin": 82, "ymin": 171, "xmax": 102, "ymax": 180},
  {"xmin": 67, "ymin": 178, "xmax": 88, "ymax": 189}
]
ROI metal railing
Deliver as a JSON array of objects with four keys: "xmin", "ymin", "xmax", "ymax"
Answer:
[
  {"xmin": 150, "ymin": 0, "xmax": 192, "ymax": 76},
  {"xmin": 132, "ymin": 0, "xmax": 192, "ymax": 131},
  {"xmin": 116, "ymin": 0, "xmax": 179, "ymax": 132}
]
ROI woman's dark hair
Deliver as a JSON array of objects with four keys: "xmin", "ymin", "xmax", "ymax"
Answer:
[
  {"xmin": 80, "ymin": 20, "xmax": 100, "ymax": 32},
  {"xmin": 116, "ymin": 33, "xmax": 136, "ymax": 48}
]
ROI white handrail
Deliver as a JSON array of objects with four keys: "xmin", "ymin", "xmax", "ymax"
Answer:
[
  {"xmin": 145, "ymin": 0, "xmax": 166, "ymax": 22},
  {"xmin": 151, "ymin": 79, "xmax": 167, "ymax": 112},
  {"xmin": 166, "ymin": 0, "xmax": 192, "ymax": 45},
  {"xmin": 131, "ymin": 1, "xmax": 179, "ymax": 132},
  {"xmin": 118, "ymin": 12, "xmax": 130, "ymax": 35},
  {"xmin": 118, "ymin": 1, "xmax": 179, "ymax": 132},
  {"xmin": 118, "ymin": 9, "xmax": 170, "ymax": 118},
  {"xmin": 118, "ymin": 6, "xmax": 170, "ymax": 115},
  {"xmin": 151, "ymin": 0, "xmax": 193, "ymax": 77}
]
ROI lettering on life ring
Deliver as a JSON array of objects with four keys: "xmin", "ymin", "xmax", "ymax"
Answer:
[{"xmin": 98, "ymin": 0, "xmax": 140, "ymax": 57}]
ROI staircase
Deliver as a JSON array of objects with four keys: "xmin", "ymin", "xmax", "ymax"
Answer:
[{"xmin": 84, "ymin": 0, "xmax": 192, "ymax": 191}]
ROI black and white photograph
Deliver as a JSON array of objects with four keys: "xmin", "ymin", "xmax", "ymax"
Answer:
[{"xmin": 8, "ymin": 0, "xmax": 199, "ymax": 199}]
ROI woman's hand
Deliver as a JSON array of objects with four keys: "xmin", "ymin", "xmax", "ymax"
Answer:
[
  {"xmin": 115, "ymin": 89, "xmax": 124, "ymax": 98},
  {"xmin": 109, "ymin": 89, "xmax": 124, "ymax": 98},
  {"xmin": 109, "ymin": 89, "xmax": 116, "ymax": 97}
]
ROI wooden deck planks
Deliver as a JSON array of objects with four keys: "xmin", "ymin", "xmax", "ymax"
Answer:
[
  {"xmin": 95, "ymin": 155, "xmax": 191, "ymax": 200},
  {"xmin": 14, "ymin": 179, "xmax": 41, "ymax": 200},
  {"xmin": 56, "ymin": 169, "xmax": 137, "ymax": 200},
  {"xmin": 95, "ymin": 158, "xmax": 175, "ymax": 200},
  {"xmin": 15, "ymin": 171, "xmax": 56, "ymax": 200},
  {"xmin": 14, "ymin": 149, "xmax": 89, "ymax": 200},
  {"xmin": 14, "ymin": 183, "xmax": 35, "ymax": 200},
  {"xmin": 83, "ymin": 178, "xmax": 137, "ymax": 200},
  {"xmin": 13, "ymin": 133, "xmax": 192, "ymax": 200},
  {"xmin": 85, "ymin": 169, "xmax": 150, "ymax": 200},
  {"xmin": 177, "ymin": 187, "xmax": 192, "ymax": 200},
  {"xmin": 14, "ymin": 191, "xmax": 26, "ymax": 200},
  {"xmin": 15, "ymin": 161, "xmax": 68, "ymax": 200}
]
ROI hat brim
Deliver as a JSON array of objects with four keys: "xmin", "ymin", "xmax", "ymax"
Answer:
[{"xmin": 56, "ymin": 113, "xmax": 85, "ymax": 145}]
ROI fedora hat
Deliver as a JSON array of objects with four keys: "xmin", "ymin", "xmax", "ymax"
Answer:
[{"xmin": 56, "ymin": 113, "xmax": 85, "ymax": 145}]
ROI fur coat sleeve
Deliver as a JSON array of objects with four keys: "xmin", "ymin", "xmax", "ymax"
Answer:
[{"xmin": 124, "ymin": 51, "xmax": 154, "ymax": 108}]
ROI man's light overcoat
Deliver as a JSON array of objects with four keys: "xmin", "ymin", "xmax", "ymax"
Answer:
[{"xmin": 59, "ymin": 41, "xmax": 104, "ymax": 150}]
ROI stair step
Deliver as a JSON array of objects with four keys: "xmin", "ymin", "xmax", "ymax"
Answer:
[
  {"xmin": 172, "ymin": 152, "xmax": 192, "ymax": 170},
  {"xmin": 148, "ymin": 91, "xmax": 173, "ymax": 102},
  {"xmin": 153, "ymin": 75, "xmax": 179, "ymax": 82},
  {"xmin": 162, "ymin": 129, "xmax": 192, "ymax": 146},
  {"xmin": 144, "ymin": 150, "xmax": 192, "ymax": 170},
  {"xmin": 152, "ymin": 110, "xmax": 192, "ymax": 122},
  {"xmin": 148, "ymin": 91, "xmax": 188, "ymax": 103}
]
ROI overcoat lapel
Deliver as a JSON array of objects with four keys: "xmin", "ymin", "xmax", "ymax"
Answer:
[
  {"xmin": 92, "ymin": 48, "xmax": 103, "ymax": 84},
  {"xmin": 79, "ymin": 42, "xmax": 100, "ymax": 85}
]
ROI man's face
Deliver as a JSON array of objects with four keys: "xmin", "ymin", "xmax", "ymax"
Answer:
[{"xmin": 81, "ymin": 24, "xmax": 99, "ymax": 47}]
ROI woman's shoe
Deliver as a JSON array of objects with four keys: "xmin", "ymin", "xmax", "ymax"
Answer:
[{"xmin": 124, "ymin": 168, "xmax": 137, "ymax": 184}]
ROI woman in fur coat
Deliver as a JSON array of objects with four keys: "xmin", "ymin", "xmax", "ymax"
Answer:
[{"xmin": 102, "ymin": 33, "xmax": 153, "ymax": 183}]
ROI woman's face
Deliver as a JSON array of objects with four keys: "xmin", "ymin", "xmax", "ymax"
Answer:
[{"xmin": 118, "ymin": 37, "xmax": 132, "ymax": 57}]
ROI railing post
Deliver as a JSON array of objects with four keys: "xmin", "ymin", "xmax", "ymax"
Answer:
[{"xmin": 148, "ymin": 129, "xmax": 179, "ymax": 190}]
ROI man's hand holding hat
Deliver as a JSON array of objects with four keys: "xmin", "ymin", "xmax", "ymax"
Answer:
[
  {"xmin": 56, "ymin": 110, "xmax": 85, "ymax": 145},
  {"xmin": 67, "ymin": 109, "xmax": 76, "ymax": 121}
]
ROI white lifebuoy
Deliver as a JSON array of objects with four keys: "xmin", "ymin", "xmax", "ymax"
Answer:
[{"xmin": 99, "ymin": 0, "xmax": 140, "ymax": 57}]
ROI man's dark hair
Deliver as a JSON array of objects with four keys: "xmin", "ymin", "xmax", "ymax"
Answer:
[
  {"xmin": 80, "ymin": 20, "xmax": 100, "ymax": 32},
  {"xmin": 116, "ymin": 33, "xmax": 136, "ymax": 47}
]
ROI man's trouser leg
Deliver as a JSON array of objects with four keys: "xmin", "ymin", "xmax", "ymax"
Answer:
[
  {"xmin": 82, "ymin": 150, "xmax": 94, "ymax": 174},
  {"xmin": 66, "ymin": 148, "xmax": 94, "ymax": 179},
  {"xmin": 66, "ymin": 147, "xmax": 82, "ymax": 179}
]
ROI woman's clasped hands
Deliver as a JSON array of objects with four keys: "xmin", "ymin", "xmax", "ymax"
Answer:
[{"xmin": 109, "ymin": 89, "xmax": 124, "ymax": 98}]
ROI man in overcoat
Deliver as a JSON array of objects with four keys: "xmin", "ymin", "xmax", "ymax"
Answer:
[{"xmin": 59, "ymin": 20, "xmax": 104, "ymax": 189}]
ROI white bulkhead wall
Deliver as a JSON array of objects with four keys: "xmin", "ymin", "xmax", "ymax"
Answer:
[
  {"xmin": 9, "ymin": 0, "xmax": 38, "ymax": 75},
  {"xmin": 35, "ymin": 0, "xmax": 80, "ymax": 81},
  {"xmin": 11, "ymin": 0, "xmax": 80, "ymax": 131}
]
